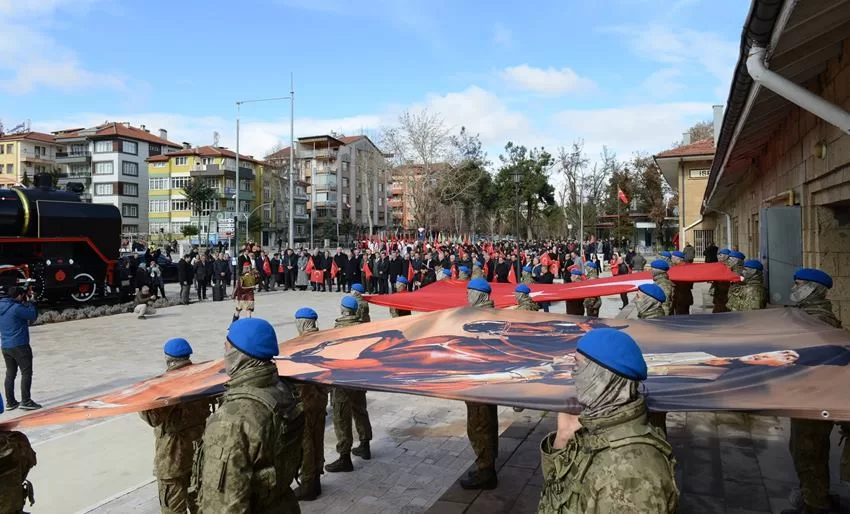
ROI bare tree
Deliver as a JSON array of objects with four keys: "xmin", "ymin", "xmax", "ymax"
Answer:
[
  {"xmin": 356, "ymin": 147, "xmax": 385, "ymax": 236},
  {"xmin": 381, "ymin": 109, "xmax": 450, "ymax": 230},
  {"xmin": 557, "ymin": 140, "xmax": 590, "ymax": 236}
]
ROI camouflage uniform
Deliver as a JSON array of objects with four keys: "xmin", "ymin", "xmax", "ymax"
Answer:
[
  {"xmin": 293, "ymin": 323, "xmax": 328, "ymax": 501},
  {"xmin": 538, "ymin": 397, "xmax": 678, "ymax": 514},
  {"xmin": 583, "ymin": 268, "xmax": 601, "ymax": 317},
  {"xmin": 140, "ymin": 359, "xmax": 215, "ymax": 514},
  {"xmin": 634, "ymin": 299, "xmax": 667, "ymax": 432},
  {"xmin": 458, "ymin": 271, "xmax": 470, "ymax": 281},
  {"xmin": 728, "ymin": 269, "xmax": 765, "ymax": 312},
  {"xmin": 521, "ymin": 271, "xmax": 534, "ymax": 284},
  {"xmin": 193, "ymin": 359, "xmax": 303, "ymax": 513},
  {"xmin": 788, "ymin": 293, "xmax": 848, "ymax": 512},
  {"xmin": 471, "ymin": 266, "xmax": 484, "ymax": 280},
  {"xmin": 652, "ymin": 271, "xmax": 674, "ymax": 316},
  {"xmin": 390, "ymin": 282, "xmax": 412, "ymax": 318},
  {"xmin": 351, "ymin": 291, "xmax": 371, "ymax": 322},
  {"xmin": 515, "ymin": 293, "xmax": 539, "ymax": 311},
  {"xmin": 327, "ymin": 314, "xmax": 373, "ymax": 471},
  {"xmin": 725, "ymin": 258, "xmax": 745, "ymax": 313},
  {"xmin": 0, "ymin": 430, "xmax": 35, "ymax": 514}
]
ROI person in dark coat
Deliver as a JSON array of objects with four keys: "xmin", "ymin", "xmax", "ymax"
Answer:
[
  {"xmin": 135, "ymin": 263, "xmax": 150, "ymax": 291},
  {"xmin": 617, "ymin": 256, "xmax": 630, "ymax": 309},
  {"xmin": 375, "ymin": 251, "xmax": 390, "ymax": 294},
  {"xmin": 194, "ymin": 254, "xmax": 210, "ymax": 301},
  {"xmin": 495, "ymin": 256, "xmax": 511, "ymax": 283},
  {"xmin": 388, "ymin": 250, "xmax": 403, "ymax": 292},
  {"xmin": 284, "ymin": 249, "xmax": 297, "ymax": 290},
  {"xmin": 177, "ymin": 254, "xmax": 193, "ymax": 305},
  {"xmin": 270, "ymin": 253, "xmax": 281, "ymax": 289},
  {"xmin": 333, "ymin": 248, "xmax": 349, "ymax": 292},
  {"xmin": 213, "ymin": 253, "xmax": 231, "ymax": 296},
  {"xmin": 344, "ymin": 250, "xmax": 360, "ymax": 294},
  {"xmin": 535, "ymin": 265, "xmax": 554, "ymax": 313},
  {"xmin": 704, "ymin": 242, "xmax": 719, "ymax": 263}
]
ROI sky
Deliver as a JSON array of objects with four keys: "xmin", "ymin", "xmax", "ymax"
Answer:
[{"xmin": 0, "ymin": 0, "xmax": 750, "ymax": 165}]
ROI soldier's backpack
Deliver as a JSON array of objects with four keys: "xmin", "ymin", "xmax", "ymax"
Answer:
[{"xmin": 0, "ymin": 431, "xmax": 36, "ymax": 511}]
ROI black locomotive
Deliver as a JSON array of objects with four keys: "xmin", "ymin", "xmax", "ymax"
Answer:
[{"xmin": 0, "ymin": 173, "xmax": 132, "ymax": 304}]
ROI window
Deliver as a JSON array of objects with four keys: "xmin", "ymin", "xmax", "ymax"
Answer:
[
  {"xmin": 6, "ymin": 164, "xmax": 13, "ymax": 175},
  {"xmin": 122, "ymin": 161, "xmax": 138, "ymax": 176},
  {"xmin": 149, "ymin": 177, "xmax": 168, "ymax": 190},
  {"xmin": 0, "ymin": 145, "xmax": 4, "ymax": 154},
  {"xmin": 94, "ymin": 140, "xmax": 112, "ymax": 153},
  {"xmin": 149, "ymin": 199, "xmax": 169, "ymax": 212},
  {"xmin": 193, "ymin": 199, "xmax": 220, "ymax": 216},
  {"xmin": 240, "ymin": 180, "xmax": 251, "ymax": 191},
  {"xmin": 122, "ymin": 203, "xmax": 139, "ymax": 218},
  {"xmin": 342, "ymin": 194, "xmax": 349, "ymax": 206},
  {"xmin": 239, "ymin": 200, "xmax": 250, "ymax": 212},
  {"xmin": 202, "ymin": 157, "xmax": 216, "ymax": 165},
  {"xmin": 224, "ymin": 178, "xmax": 235, "ymax": 190},
  {"xmin": 6, "ymin": 144, "xmax": 13, "ymax": 153},
  {"xmin": 34, "ymin": 146, "xmax": 46, "ymax": 156},
  {"xmin": 148, "ymin": 144, "xmax": 161, "ymax": 156},
  {"xmin": 296, "ymin": 224, "xmax": 305, "ymax": 236},
  {"xmin": 94, "ymin": 183, "xmax": 114, "ymax": 195},
  {"xmin": 171, "ymin": 199, "xmax": 189, "ymax": 211},
  {"xmin": 342, "ymin": 177, "xmax": 349, "ymax": 188},
  {"xmin": 94, "ymin": 161, "xmax": 114, "ymax": 175},
  {"xmin": 174, "ymin": 156, "xmax": 188, "ymax": 166},
  {"xmin": 149, "ymin": 222, "xmax": 169, "ymax": 234},
  {"xmin": 153, "ymin": 162, "xmax": 166, "ymax": 168},
  {"xmin": 69, "ymin": 165, "xmax": 89, "ymax": 177},
  {"xmin": 295, "ymin": 204, "xmax": 306, "ymax": 215},
  {"xmin": 693, "ymin": 230, "xmax": 714, "ymax": 258},
  {"xmin": 70, "ymin": 144, "xmax": 87, "ymax": 155},
  {"xmin": 122, "ymin": 224, "xmax": 139, "ymax": 234},
  {"xmin": 171, "ymin": 222, "xmax": 189, "ymax": 233},
  {"xmin": 121, "ymin": 140, "xmax": 138, "ymax": 154},
  {"xmin": 378, "ymin": 183, "xmax": 384, "ymax": 193},
  {"xmin": 171, "ymin": 176, "xmax": 190, "ymax": 190},
  {"xmin": 122, "ymin": 183, "xmax": 138, "ymax": 197},
  {"xmin": 378, "ymin": 197, "xmax": 384, "ymax": 207}
]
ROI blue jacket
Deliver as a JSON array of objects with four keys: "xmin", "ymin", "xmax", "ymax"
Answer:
[{"xmin": 0, "ymin": 297, "xmax": 37, "ymax": 349}]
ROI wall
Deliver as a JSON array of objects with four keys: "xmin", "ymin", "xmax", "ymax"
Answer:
[
  {"xmin": 678, "ymin": 159, "xmax": 715, "ymax": 251},
  {"xmin": 711, "ymin": 36, "xmax": 850, "ymax": 327}
]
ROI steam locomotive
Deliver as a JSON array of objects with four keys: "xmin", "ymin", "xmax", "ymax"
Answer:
[{"xmin": 0, "ymin": 174, "xmax": 133, "ymax": 304}]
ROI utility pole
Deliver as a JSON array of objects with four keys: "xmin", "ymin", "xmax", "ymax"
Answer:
[{"xmin": 289, "ymin": 73, "xmax": 295, "ymax": 250}]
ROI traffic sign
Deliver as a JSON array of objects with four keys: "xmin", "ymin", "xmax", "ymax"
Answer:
[{"xmin": 218, "ymin": 218, "xmax": 235, "ymax": 232}]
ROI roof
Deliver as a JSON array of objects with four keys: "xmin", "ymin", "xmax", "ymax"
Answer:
[
  {"xmin": 0, "ymin": 131, "xmax": 59, "ymax": 144},
  {"xmin": 146, "ymin": 145, "xmax": 262, "ymax": 164},
  {"xmin": 265, "ymin": 147, "xmax": 291, "ymax": 160},
  {"xmin": 338, "ymin": 135, "xmax": 365, "ymax": 144},
  {"xmin": 654, "ymin": 139, "xmax": 715, "ymax": 159},
  {"xmin": 54, "ymin": 122, "xmax": 181, "ymax": 148},
  {"xmin": 704, "ymin": 0, "xmax": 850, "ymax": 211}
]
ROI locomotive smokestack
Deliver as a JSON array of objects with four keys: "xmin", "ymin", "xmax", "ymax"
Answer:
[{"xmin": 33, "ymin": 172, "xmax": 53, "ymax": 191}]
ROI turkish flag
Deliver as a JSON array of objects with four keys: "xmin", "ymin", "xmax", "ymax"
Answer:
[
  {"xmin": 482, "ymin": 262, "xmax": 490, "ymax": 281},
  {"xmin": 508, "ymin": 265, "xmax": 517, "ymax": 284},
  {"xmin": 451, "ymin": 266, "xmax": 458, "ymax": 279},
  {"xmin": 311, "ymin": 269, "xmax": 325, "ymax": 283},
  {"xmin": 618, "ymin": 188, "xmax": 629, "ymax": 205},
  {"xmin": 540, "ymin": 253, "xmax": 552, "ymax": 267},
  {"xmin": 331, "ymin": 260, "xmax": 340, "ymax": 279},
  {"xmin": 305, "ymin": 257, "xmax": 314, "ymax": 274},
  {"xmin": 407, "ymin": 262, "xmax": 415, "ymax": 283},
  {"xmin": 362, "ymin": 258, "xmax": 373, "ymax": 280}
]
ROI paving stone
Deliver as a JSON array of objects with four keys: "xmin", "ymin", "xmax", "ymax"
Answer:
[
  {"xmin": 720, "ymin": 446, "xmax": 764, "ymax": 485},
  {"xmin": 506, "ymin": 439, "xmax": 541, "ymax": 470},
  {"xmin": 724, "ymin": 479, "xmax": 771, "ymax": 512},
  {"xmin": 426, "ymin": 500, "xmax": 468, "ymax": 514},
  {"xmin": 679, "ymin": 492, "xmax": 726, "ymax": 514}
]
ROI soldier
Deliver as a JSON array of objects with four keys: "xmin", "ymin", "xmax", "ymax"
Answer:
[
  {"xmin": 537, "ymin": 328, "xmax": 678, "ymax": 513},
  {"xmin": 659, "ymin": 250, "xmax": 672, "ymax": 264},
  {"xmin": 729, "ymin": 260, "xmax": 765, "ymax": 312},
  {"xmin": 140, "ymin": 338, "xmax": 215, "ymax": 514},
  {"xmin": 670, "ymin": 251, "xmax": 693, "ymax": 315},
  {"xmin": 784, "ymin": 269, "xmax": 848, "ymax": 514},
  {"xmin": 193, "ymin": 318, "xmax": 304, "ymax": 513},
  {"xmin": 635, "ymin": 283, "xmax": 666, "ymax": 320},
  {"xmin": 650, "ymin": 259, "xmax": 674, "ymax": 316},
  {"xmin": 471, "ymin": 262, "xmax": 484, "ymax": 280},
  {"xmin": 458, "ymin": 265, "xmax": 471, "ymax": 281},
  {"xmin": 514, "ymin": 284, "xmax": 539, "ymax": 312},
  {"xmin": 349, "ymin": 283, "xmax": 371, "ymax": 323},
  {"xmin": 390, "ymin": 278, "xmax": 412, "ymax": 318},
  {"xmin": 726, "ymin": 251, "xmax": 746, "ymax": 312},
  {"xmin": 566, "ymin": 269, "xmax": 586, "ymax": 316},
  {"xmin": 0, "ymin": 393, "xmax": 37, "ymax": 514},
  {"xmin": 437, "ymin": 268, "xmax": 452, "ymax": 281},
  {"xmin": 712, "ymin": 248, "xmax": 732, "ymax": 313},
  {"xmin": 461, "ymin": 278, "xmax": 499, "ymax": 490},
  {"xmin": 521, "ymin": 265, "xmax": 534, "ymax": 284},
  {"xmin": 326, "ymin": 297, "xmax": 373, "ymax": 473},
  {"xmin": 292, "ymin": 308, "xmax": 328, "ymax": 501},
  {"xmin": 583, "ymin": 262, "xmax": 602, "ymax": 318}
]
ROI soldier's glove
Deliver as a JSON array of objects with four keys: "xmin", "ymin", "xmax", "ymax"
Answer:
[{"xmin": 23, "ymin": 480, "xmax": 34, "ymax": 506}]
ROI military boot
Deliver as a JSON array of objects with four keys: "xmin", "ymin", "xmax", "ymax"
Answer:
[
  {"xmin": 231, "ymin": 313, "xmax": 239, "ymax": 324},
  {"xmin": 352, "ymin": 441, "xmax": 371, "ymax": 460},
  {"xmin": 459, "ymin": 467, "xmax": 497, "ymax": 490},
  {"xmin": 780, "ymin": 507, "xmax": 832, "ymax": 514},
  {"xmin": 294, "ymin": 478, "xmax": 322, "ymax": 501},
  {"xmin": 325, "ymin": 453, "xmax": 354, "ymax": 473}
]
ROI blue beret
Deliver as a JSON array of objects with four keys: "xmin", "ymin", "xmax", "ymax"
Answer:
[
  {"xmin": 459, "ymin": 266, "xmax": 470, "ymax": 273},
  {"xmin": 468, "ymin": 278, "xmax": 491, "ymax": 293},
  {"xmin": 522, "ymin": 265, "xmax": 532, "ymax": 272},
  {"xmin": 718, "ymin": 248, "xmax": 731, "ymax": 255},
  {"xmin": 638, "ymin": 283, "xmax": 666, "ymax": 303},
  {"xmin": 730, "ymin": 251, "xmax": 745, "ymax": 260},
  {"xmin": 743, "ymin": 259, "xmax": 763, "ymax": 271},
  {"xmin": 295, "ymin": 307, "xmax": 318, "ymax": 320},
  {"xmin": 650, "ymin": 259, "xmax": 669, "ymax": 271},
  {"xmin": 396, "ymin": 276, "xmax": 408, "ymax": 285},
  {"xmin": 586, "ymin": 261, "xmax": 597, "ymax": 269},
  {"xmin": 442, "ymin": 268, "xmax": 452, "ymax": 276},
  {"xmin": 341, "ymin": 296, "xmax": 359, "ymax": 311},
  {"xmin": 671, "ymin": 251, "xmax": 685, "ymax": 259},
  {"xmin": 577, "ymin": 328, "xmax": 647, "ymax": 381},
  {"xmin": 515, "ymin": 284, "xmax": 531, "ymax": 294},
  {"xmin": 794, "ymin": 268, "xmax": 833, "ymax": 288},
  {"xmin": 0, "ymin": 393, "xmax": 3, "ymax": 414},
  {"xmin": 570, "ymin": 269, "xmax": 583, "ymax": 275},
  {"xmin": 660, "ymin": 251, "xmax": 672, "ymax": 258},
  {"xmin": 227, "ymin": 318, "xmax": 279, "ymax": 360},
  {"xmin": 164, "ymin": 338, "xmax": 192, "ymax": 358},
  {"xmin": 351, "ymin": 283, "xmax": 365, "ymax": 293}
]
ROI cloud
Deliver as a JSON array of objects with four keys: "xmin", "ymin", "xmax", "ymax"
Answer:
[
  {"xmin": 492, "ymin": 23, "xmax": 513, "ymax": 48},
  {"xmin": 640, "ymin": 68, "xmax": 684, "ymax": 98},
  {"xmin": 500, "ymin": 65, "xmax": 594, "ymax": 96},
  {"xmin": 0, "ymin": 0, "xmax": 127, "ymax": 94}
]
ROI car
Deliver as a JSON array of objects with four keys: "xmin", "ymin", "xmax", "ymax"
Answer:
[{"xmin": 119, "ymin": 252, "xmax": 179, "ymax": 283}]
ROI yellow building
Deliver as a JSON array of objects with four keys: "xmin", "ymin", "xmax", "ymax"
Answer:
[
  {"xmin": 0, "ymin": 131, "xmax": 62, "ymax": 187},
  {"xmin": 146, "ymin": 145, "xmax": 258, "ymax": 245}
]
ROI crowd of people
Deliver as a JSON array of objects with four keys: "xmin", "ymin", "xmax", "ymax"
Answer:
[{"xmin": 0, "ymin": 234, "xmax": 846, "ymax": 513}]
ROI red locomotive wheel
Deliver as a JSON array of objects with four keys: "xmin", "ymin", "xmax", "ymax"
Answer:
[{"xmin": 71, "ymin": 273, "xmax": 97, "ymax": 303}]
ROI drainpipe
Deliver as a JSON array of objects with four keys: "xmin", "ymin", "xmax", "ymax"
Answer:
[
  {"xmin": 704, "ymin": 202, "xmax": 733, "ymax": 249},
  {"xmin": 747, "ymin": 45, "xmax": 850, "ymax": 135}
]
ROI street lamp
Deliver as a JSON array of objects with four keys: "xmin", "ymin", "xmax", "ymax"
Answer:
[
  {"xmin": 235, "ymin": 74, "xmax": 295, "ymax": 252},
  {"xmin": 512, "ymin": 170, "xmax": 522, "ymax": 241}
]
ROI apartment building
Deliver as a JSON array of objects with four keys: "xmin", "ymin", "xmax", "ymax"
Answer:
[
  {"xmin": 53, "ymin": 122, "xmax": 181, "ymax": 235},
  {"xmin": 0, "ymin": 131, "xmax": 63, "ymax": 188},
  {"xmin": 146, "ymin": 145, "xmax": 258, "ymax": 241},
  {"xmin": 263, "ymin": 146, "xmax": 310, "ymax": 245}
]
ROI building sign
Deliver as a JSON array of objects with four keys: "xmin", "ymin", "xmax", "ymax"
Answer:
[{"xmin": 689, "ymin": 168, "xmax": 710, "ymax": 179}]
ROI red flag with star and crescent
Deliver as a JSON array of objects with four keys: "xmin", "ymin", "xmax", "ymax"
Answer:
[{"xmin": 618, "ymin": 188, "xmax": 629, "ymax": 205}]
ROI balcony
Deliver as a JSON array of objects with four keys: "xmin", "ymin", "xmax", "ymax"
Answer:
[
  {"xmin": 293, "ymin": 212, "xmax": 310, "ymax": 220},
  {"xmin": 294, "ymin": 191, "xmax": 308, "ymax": 201},
  {"xmin": 190, "ymin": 163, "xmax": 255, "ymax": 181},
  {"xmin": 391, "ymin": 186, "xmax": 403, "ymax": 195},
  {"xmin": 388, "ymin": 198, "xmax": 403, "ymax": 208},
  {"xmin": 313, "ymin": 199, "xmax": 337, "ymax": 207},
  {"xmin": 19, "ymin": 150, "xmax": 54, "ymax": 165},
  {"xmin": 55, "ymin": 151, "xmax": 91, "ymax": 163},
  {"xmin": 312, "ymin": 182, "xmax": 337, "ymax": 192}
]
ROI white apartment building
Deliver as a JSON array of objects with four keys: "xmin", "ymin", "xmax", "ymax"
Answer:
[{"xmin": 53, "ymin": 122, "xmax": 181, "ymax": 235}]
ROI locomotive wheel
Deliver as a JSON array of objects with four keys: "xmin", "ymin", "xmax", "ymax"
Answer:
[{"xmin": 71, "ymin": 273, "xmax": 97, "ymax": 303}]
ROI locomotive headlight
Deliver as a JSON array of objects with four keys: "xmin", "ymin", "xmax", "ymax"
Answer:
[
  {"xmin": 69, "ymin": 259, "xmax": 74, "ymax": 265},
  {"xmin": 45, "ymin": 259, "xmax": 52, "ymax": 266}
]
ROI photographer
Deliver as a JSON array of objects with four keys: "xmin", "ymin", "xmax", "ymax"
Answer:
[{"xmin": 0, "ymin": 286, "xmax": 40, "ymax": 411}]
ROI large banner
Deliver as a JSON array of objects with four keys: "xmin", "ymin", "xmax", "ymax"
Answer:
[
  {"xmin": 3, "ymin": 307, "xmax": 848, "ymax": 430},
  {"xmin": 366, "ymin": 262, "xmax": 741, "ymax": 311}
]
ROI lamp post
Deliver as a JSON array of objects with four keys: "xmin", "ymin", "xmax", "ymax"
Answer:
[
  {"xmin": 235, "ymin": 76, "xmax": 295, "ymax": 252},
  {"xmin": 512, "ymin": 170, "xmax": 522, "ymax": 241}
]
